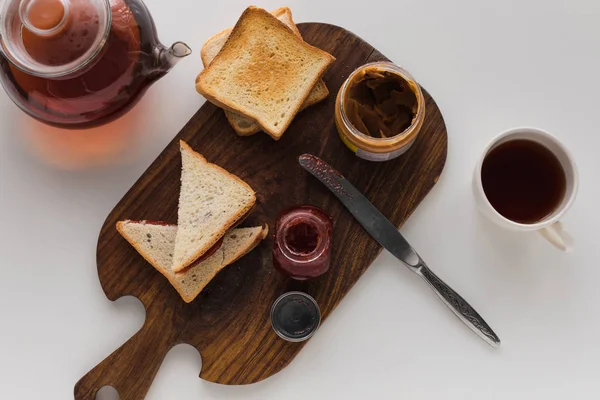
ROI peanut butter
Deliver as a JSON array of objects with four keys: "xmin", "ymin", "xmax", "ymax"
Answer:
[
  {"xmin": 344, "ymin": 67, "xmax": 418, "ymax": 138},
  {"xmin": 335, "ymin": 62, "xmax": 425, "ymax": 162}
]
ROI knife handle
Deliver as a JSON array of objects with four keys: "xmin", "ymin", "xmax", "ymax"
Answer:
[{"xmin": 417, "ymin": 264, "xmax": 501, "ymax": 347}]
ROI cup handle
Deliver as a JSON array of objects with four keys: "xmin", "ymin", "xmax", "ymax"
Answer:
[{"xmin": 539, "ymin": 222, "xmax": 574, "ymax": 252}]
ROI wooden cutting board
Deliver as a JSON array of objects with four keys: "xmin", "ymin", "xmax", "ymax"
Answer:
[{"xmin": 75, "ymin": 23, "xmax": 448, "ymax": 400}]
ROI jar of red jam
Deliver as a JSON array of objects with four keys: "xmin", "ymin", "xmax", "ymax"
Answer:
[{"xmin": 273, "ymin": 205, "xmax": 333, "ymax": 280}]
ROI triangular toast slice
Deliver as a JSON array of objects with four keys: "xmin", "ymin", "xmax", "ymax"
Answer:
[
  {"xmin": 171, "ymin": 141, "xmax": 256, "ymax": 273},
  {"xmin": 117, "ymin": 220, "xmax": 268, "ymax": 303}
]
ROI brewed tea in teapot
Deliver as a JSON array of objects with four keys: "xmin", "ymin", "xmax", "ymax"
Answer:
[{"xmin": 0, "ymin": 0, "xmax": 191, "ymax": 128}]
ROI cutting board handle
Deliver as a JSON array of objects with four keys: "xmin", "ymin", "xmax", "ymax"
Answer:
[{"xmin": 74, "ymin": 319, "xmax": 175, "ymax": 400}]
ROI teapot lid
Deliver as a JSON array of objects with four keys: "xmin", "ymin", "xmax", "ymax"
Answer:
[{"xmin": 0, "ymin": 0, "xmax": 111, "ymax": 78}]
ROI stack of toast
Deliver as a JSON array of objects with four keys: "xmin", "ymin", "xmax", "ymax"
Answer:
[
  {"xmin": 196, "ymin": 6, "xmax": 336, "ymax": 140},
  {"xmin": 117, "ymin": 141, "xmax": 267, "ymax": 303}
]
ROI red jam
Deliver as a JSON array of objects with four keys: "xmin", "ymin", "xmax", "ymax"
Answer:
[
  {"xmin": 130, "ymin": 220, "xmax": 171, "ymax": 226},
  {"xmin": 273, "ymin": 205, "xmax": 333, "ymax": 280},
  {"xmin": 189, "ymin": 237, "xmax": 224, "ymax": 266}
]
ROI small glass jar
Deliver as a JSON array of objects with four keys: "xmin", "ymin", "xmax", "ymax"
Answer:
[
  {"xmin": 335, "ymin": 61, "xmax": 426, "ymax": 162},
  {"xmin": 273, "ymin": 205, "xmax": 333, "ymax": 280},
  {"xmin": 270, "ymin": 291, "xmax": 321, "ymax": 342}
]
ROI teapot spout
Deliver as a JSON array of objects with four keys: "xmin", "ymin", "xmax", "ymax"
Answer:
[{"xmin": 159, "ymin": 41, "xmax": 192, "ymax": 71}]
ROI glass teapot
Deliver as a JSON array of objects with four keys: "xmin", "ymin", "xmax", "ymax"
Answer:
[{"xmin": 0, "ymin": 0, "xmax": 191, "ymax": 129}]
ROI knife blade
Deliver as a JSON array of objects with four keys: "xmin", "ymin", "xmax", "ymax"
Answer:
[{"xmin": 299, "ymin": 154, "xmax": 501, "ymax": 347}]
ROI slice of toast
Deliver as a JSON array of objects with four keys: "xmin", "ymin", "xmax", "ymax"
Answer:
[
  {"xmin": 201, "ymin": 7, "xmax": 329, "ymax": 136},
  {"xmin": 171, "ymin": 141, "xmax": 256, "ymax": 273},
  {"xmin": 117, "ymin": 221, "xmax": 268, "ymax": 303},
  {"xmin": 224, "ymin": 80, "xmax": 329, "ymax": 136},
  {"xmin": 200, "ymin": 7, "xmax": 300, "ymax": 70},
  {"xmin": 195, "ymin": 6, "xmax": 335, "ymax": 140}
]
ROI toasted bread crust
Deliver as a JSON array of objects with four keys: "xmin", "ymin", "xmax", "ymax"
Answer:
[
  {"xmin": 195, "ymin": 6, "xmax": 335, "ymax": 140},
  {"xmin": 200, "ymin": 27, "xmax": 231, "ymax": 66},
  {"xmin": 200, "ymin": 7, "xmax": 330, "ymax": 137},
  {"xmin": 224, "ymin": 79, "xmax": 330, "ymax": 136},
  {"xmin": 200, "ymin": 7, "xmax": 296, "ymax": 68}
]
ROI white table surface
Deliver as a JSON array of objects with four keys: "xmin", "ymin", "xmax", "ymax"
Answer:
[{"xmin": 1, "ymin": 0, "xmax": 600, "ymax": 398}]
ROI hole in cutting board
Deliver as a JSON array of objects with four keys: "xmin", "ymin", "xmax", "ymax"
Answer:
[{"xmin": 96, "ymin": 386, "xmax": 119, "ymax": 400}]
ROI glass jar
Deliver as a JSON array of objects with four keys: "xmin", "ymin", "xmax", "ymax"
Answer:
[
  {"xmin": 335, "ymin": 61, "xmax": 426, "ymax": 162},
  {"xmin": 273, "ymin": 205, "xmax": 333, "ymax": 280},
  {"xmin": 270, "ymin": 291, "xmax": 321, "ymax": 342}
]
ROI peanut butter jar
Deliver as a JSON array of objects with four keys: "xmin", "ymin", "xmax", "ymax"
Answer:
[{"xmin": 335, "ymin": 62, "xmax": 425, "ymax": 162}]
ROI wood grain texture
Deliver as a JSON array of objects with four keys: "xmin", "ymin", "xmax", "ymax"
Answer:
[{"xmin": 74, "ymin": 23, "xmax": 447, "ymax": 400}]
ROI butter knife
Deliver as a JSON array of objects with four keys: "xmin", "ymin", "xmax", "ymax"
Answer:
[{"xmin": 299, "ymin": 154, "xmax": 501, "ymax": 347}]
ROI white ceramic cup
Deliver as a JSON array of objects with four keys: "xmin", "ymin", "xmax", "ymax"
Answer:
[{"xmin": 473, "ymin": 127, "xmax": 579, "ymax": 252}]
